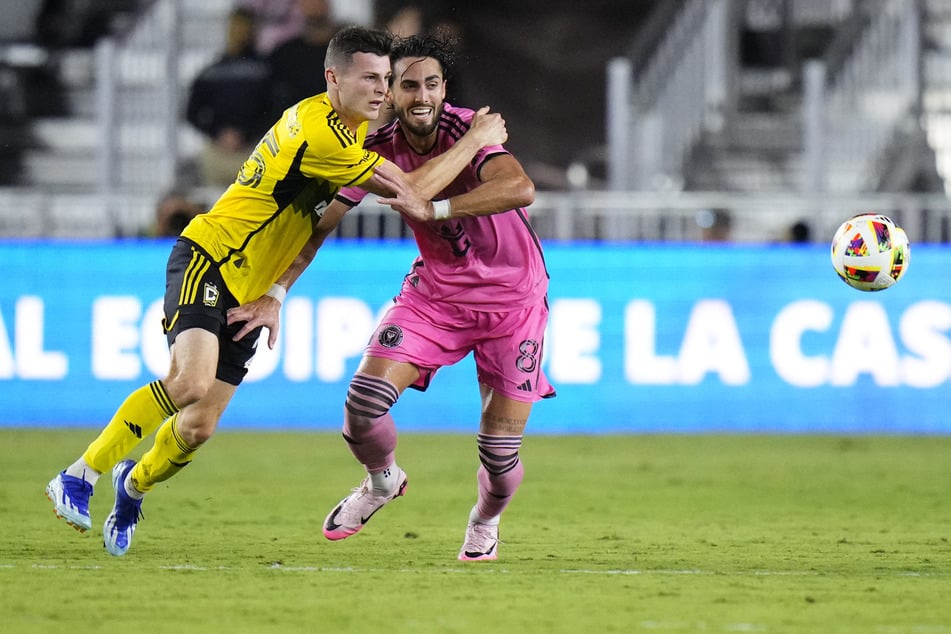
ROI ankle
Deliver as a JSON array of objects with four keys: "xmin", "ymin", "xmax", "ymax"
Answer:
[
  {"xmin": 469, "ymin": 505, "xmax": 500, "ymax": 526},
  {"xmin": 369, "ymin": 464, "xmax": 402, "ymax": 496},
  {"xmin": 65, "ymin": 459, "xmax": 101, "ymax": 486}
]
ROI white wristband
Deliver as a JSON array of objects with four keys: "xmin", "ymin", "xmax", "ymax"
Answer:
[
  {"xmin": 432, "ymin": 198, "xmax": 452, "ymax": 220},
  {"xmin": 265, "ymin": 283, "xmax": 287, "ymax": 305}
]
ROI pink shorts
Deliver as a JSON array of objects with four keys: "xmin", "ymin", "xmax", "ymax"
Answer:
[{"xmin": 365, "ymin": 292, "xmax": 556, "ymax": 403}]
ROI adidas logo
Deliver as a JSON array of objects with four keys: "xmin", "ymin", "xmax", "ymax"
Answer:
[
  {"xmin": 516, "ymin": 380, "xmax": 532, "ymax": 392},
  {"xmin": 124, "ymin": 420, "xmax": 142, "ymax": 439}
]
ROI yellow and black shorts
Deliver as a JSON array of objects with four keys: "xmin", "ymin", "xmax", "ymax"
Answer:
[{"xmin": 162, "ymin": 238, "xmax": 261, "ymax": 385}]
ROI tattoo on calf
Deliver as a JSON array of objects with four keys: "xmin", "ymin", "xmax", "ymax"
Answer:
[{"xmin": 482, "ymin": 413, "xmax": 526, "ymax": 434}]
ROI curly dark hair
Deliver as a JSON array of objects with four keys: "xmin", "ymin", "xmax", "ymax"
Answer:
[
  {"xmin": 389, "ymin": 33, "xmax": 457, "ymax": 82},
  {"xmin": 325, "ymin": 26, "xmax": 394, "ymax": 70}
]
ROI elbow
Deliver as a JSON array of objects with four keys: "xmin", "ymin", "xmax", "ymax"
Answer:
[{"xmin": 515, "ymin": 176, "xmax": 535, "ymax": 208}]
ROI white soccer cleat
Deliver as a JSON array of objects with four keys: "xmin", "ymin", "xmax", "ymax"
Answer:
[
  {"xmin": 458, "ymin": 521, "xmax": 499, "ymax": 561},
  {"xmin": 323, "ymin": 468, "xmax": 408, "ymax": 541},
  {"xmin": 46, "ymin": 471, "xmax": 94, "ymax": 532}
]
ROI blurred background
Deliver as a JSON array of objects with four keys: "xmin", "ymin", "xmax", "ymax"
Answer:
[
  {"xmin": 2, "ymin": 0, "xmax": 950, "ymax": 432},
  {"xmin": 1, "ymin": 0, "xmax": 950, "ymax": 243}
]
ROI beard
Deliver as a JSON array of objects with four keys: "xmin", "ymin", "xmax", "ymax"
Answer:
[{"xmin": 395, "ymin": 102, "xmax": 444, "ymax": 137}]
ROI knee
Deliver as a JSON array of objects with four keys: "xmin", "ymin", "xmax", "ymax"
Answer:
[
  {"xmin": 180, "ymin": 426, "xmax": 214, "ymax": 447},
  {"xmin": 162, "ymin": 373, "xmax": 214, "ymax": 409},
  {"xmin": 477, "ymin": 433, "xmax": 523, "ymax": 475},
  {"xmin": 344, "ymin": 372, "xmax": 400, "ymax": 429}
]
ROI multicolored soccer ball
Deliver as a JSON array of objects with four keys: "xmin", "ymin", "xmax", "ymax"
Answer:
[{"xmin": 830, "ymin": 213, "xmax": 910, "ymax": 292}]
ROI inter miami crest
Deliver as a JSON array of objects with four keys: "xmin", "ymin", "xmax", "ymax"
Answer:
[{"xmin": 378, "ymin": 325, "xmax": 403, "ymax": 348}]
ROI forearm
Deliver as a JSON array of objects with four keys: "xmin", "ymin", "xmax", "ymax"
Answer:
[
  {"xmin": 403, "ymin": 132, "xmax": 486, "ymax": 200},
  {"xmin": 274, "ymin": 240, "xmax": 318, "ymax": 291},
  {"xmin": 274, "ymin": 209, "xmax": 343, "ymax": 290},
  {"xmin": 444, "ymin": 176, "xmax": 534, "ymax": 218}
]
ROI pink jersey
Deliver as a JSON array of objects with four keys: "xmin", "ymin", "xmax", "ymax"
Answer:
[{"xmin": 336, "ymin": 103, "xmax": 549, "ymax": 311}]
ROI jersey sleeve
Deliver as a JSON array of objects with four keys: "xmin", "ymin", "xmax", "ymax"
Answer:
[
  {"xmin": 296, "ymin": 98, "xmax": 386, "ymax": 189},
  {"xmin": 473, "ymin": 146, "xmax": 510, "ymax": 174},
  {"xmin": 449, "ymin": 104, "xmax": 511, "ymax": 176},
  {"xmin": 302, "ymin": 139, "xmax": 384, "ymax": 189},
  {"xmin": 335, "ymin": 185, "xmax": 369, "ymax": 207}
]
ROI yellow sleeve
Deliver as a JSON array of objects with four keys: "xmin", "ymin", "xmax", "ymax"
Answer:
[{"xmin": 297, "ymin": 97, "xmax": 385, "ymax": 189}]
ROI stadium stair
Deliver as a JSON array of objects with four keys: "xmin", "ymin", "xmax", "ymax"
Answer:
[
  {"xmin": 1, "ymin": 1, "xmax": 230, "ymax": 236},
  {"xmin": 922, "ymin": 0, "xmax": 951, "ymax": 193},
  {"xmin": 683, "ymin": 2, "xmax": 836, "ymax": 194},
  {"xmin": 684, "ymin": 0, "xmax": 943, "ymax": 196}
]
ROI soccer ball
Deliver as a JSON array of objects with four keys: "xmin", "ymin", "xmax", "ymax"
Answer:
[{"xmin": 830, "ymin": 213, "xmax": 910, "ymax": 292}]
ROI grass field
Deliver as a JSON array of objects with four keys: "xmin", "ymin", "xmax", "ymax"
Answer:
[{"xmin": 2, "ymin": 429, "xmax": 950, "ymax": 633}]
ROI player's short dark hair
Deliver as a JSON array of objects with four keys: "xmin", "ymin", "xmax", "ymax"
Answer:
[
  {"xmin": 325, "ymin": 26, "xmax": 394, "ymax": 70},
  {"xmin": 390, "ymin": 33, "xmax": 456, "ymax": 82}
]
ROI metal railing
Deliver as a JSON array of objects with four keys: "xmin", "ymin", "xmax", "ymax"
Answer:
[
  {"xmin": 2, "ymin": 186, "xmax": 950, "ymax": 243},
  {"xmin": 336, "ymin": 189, "xmax": 951, "ymax": 244},
  {"xmin": 95, "ymin": 0, "xmax": 184, "ymax": 197},
  {"xmin": 609, "ymin": 0, "xmax": 923, "ymax": 197},
  {"xmin": 803, "ymin": 0, "xmax": 921, "ymax": 193},
  {"xmin": 609, "ymin": 0, "xmax": 739, "ymax": 191}
]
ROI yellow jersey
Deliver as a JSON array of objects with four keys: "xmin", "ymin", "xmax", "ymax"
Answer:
[{"xmin": 182, "ymin": 93, "xmax": 384, "ymax": 304}]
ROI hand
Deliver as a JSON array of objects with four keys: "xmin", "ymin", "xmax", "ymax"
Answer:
[
  {"xmin": 468, "ymin": 106, "xmax": 508, "ymax": 148},
  {"xmin": 226, "ymin": 295, "xmax": 282, "ymax": 349},
  {"xmin": 374, "ymin": 166, "xmax": 433, "ymax": 222}
]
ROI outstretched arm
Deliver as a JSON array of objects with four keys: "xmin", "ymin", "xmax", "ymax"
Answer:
[
  {"xmin": 225, "ymin": 202, "xmax": 350, "ymax": 348},
  {"xmin": 360, "ymin": 107, "xmax": 508, "ymax": 220}
]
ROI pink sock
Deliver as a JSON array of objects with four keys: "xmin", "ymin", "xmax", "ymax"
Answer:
[
  {"xmin": 342, "ymin": 373, "xmax": 399, "ymax": 472},
  {"xmin": 475, "ymin": 434, "xmax": 524, "ymax": 520}
]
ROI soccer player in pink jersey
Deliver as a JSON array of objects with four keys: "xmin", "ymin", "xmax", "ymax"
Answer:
[
  {"xmin": 321, "ymin": 34, "xmax": 553, "ymax": 560},
  {"xmin": 233, "ymin": 33, "xmax": 551, "ymax": 560}
]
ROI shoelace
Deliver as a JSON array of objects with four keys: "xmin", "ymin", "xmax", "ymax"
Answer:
[
  {"xmin": 466, "ymin": 523, "xmax": 498, "ymax": 552},
  {"xmin": 115, "ymin": 495, "xmax": 144, "ymax": 527},
  {"xmin": 353, "ymin": 477, "xmax": 401, "ymax": 501},
  {"xmin": 337, "ymin": 482, "xmax": 387, "ymax": 521},
  {"xmin": 62, "ymin": 478, "xmax": 93, "ymax": 513}
]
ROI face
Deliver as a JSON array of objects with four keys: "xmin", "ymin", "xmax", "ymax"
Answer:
[
  {"xmin": 389, "ymin": 56, "xmax": 446, "ymax": 138},
  {"xmin": 327, "ymin": 52, "xmax": 392, "ymax": 129}
]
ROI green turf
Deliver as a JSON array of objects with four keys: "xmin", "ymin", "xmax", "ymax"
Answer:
[{"xmin": 2, "ymin": 430, "xmax": 950, "ymax": 633}]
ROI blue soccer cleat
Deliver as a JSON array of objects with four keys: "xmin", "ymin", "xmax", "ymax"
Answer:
[{"xmin": 103, "ymin": 460, "xmax": 143, "ymax": 556}]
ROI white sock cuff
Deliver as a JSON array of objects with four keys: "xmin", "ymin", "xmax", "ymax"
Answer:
[
  {"xmin": 369, "ymin": 463, "xmax": 402, "ymax": 496},
  {"xmin": 65, "ymin": 459, "xmax": 101, "ymax": 486},
  {"xmin": 469, "ymin": 505, "xmax": 500, "ymax": 526}
]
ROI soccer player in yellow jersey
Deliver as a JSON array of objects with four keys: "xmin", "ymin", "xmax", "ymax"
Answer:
[{"xmin": 44, "ymin": 25, "xmax": 508, "ymax": 556}]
